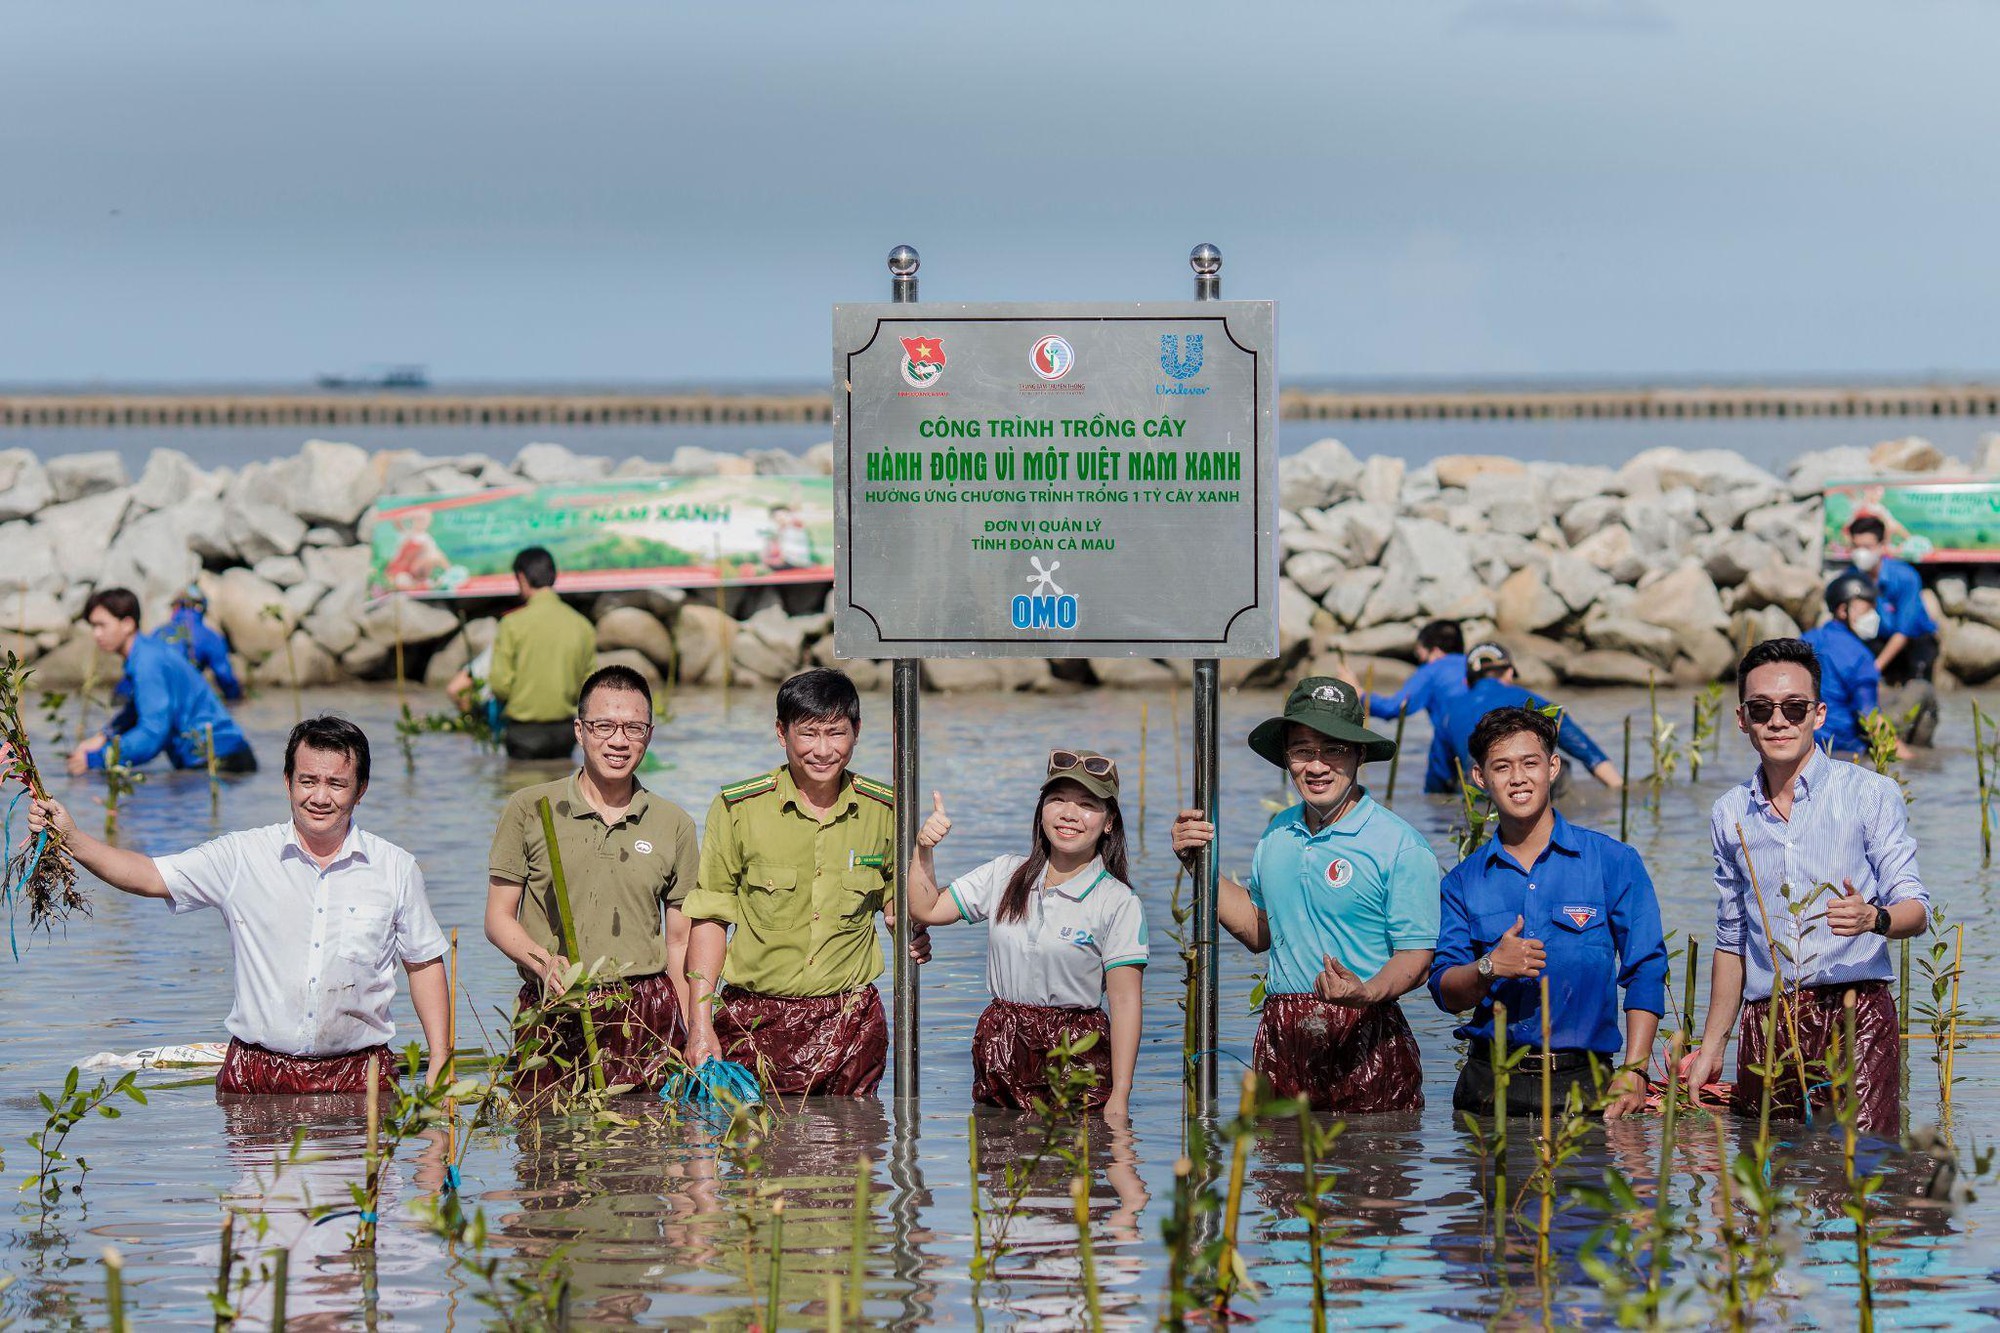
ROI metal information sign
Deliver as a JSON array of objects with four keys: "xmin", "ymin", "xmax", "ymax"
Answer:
[{"xmin": 832, "ymin": 301, "xmax": 1278, "ymax": 660}]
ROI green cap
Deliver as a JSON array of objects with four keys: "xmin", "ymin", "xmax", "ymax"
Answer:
[
  {"xmin": 1247, "ymin": 676, "xmax": 1398, "ymax": 768},
  {"xmin": 1044, "ymin": 747, "xmax": 1120, "ymax": 801}
]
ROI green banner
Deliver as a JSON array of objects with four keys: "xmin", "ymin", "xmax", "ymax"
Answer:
[
  {"xmin": 1823, "ymin": 478, "xmax": 2000, "ymax": 563},
  {"xmin": 366, "ymin": 475, "xmax": 834, "ymax": 598}
]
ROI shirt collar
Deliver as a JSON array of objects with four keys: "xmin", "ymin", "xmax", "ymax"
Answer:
[
  {"xmin": 1283, "ymin": 790, "xmax": 1376, "ymax": 840},
  {"xmin": 283, "ymin": 819, "xmax": 364, "ymax": 866},
  {"xmin": 1482, "ymin": 810, "xmax": 1581, "ymax": 871},
  {"xmin": 775, "ymin": 763, "xmax": 856, "ymax": 818},
  {"xmin": 1043, "ymin": 856, "xmax": 1109, "ymax": 901},
  {"xmin": 1750, "ymin": 747, "xmax": 1828, "ymax": 810},
  {"xmin": 562, "ymin": 770, "xmax": 651, "ymax": 826}
]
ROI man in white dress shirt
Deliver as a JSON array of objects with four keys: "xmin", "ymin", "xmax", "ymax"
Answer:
[{"xmin": 30, "ymin": 716, "xmax": 451, "ymax": 1094}]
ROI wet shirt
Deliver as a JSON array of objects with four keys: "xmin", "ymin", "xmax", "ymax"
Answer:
[
  {"xmin": 489, "ymin": 772, "xmax": 700, "ymax": 986},
  {"xmin": 488, "ymin": 589, "xmax": 598, "ymax": 724},
  {"xmin": 1440, "ymin": 676, "xmax": 1609, "ymax": 783},
  {"xmin": 683, "ymin": 765, "xmax": 896, "ymax": 998},
  {"xmin": 946, "ymin": 853, "xmax": 1149, "ymax": 1008},
  {"xmin": 1429, "ymin": 812, "xmax": 1668, "ymax": 1055},
  {"xmin": 1710, "ymin": 747, "xmax": 1927, "ymax": 1003},
  {"xmin": 1369, "ymin": 653, "xmax": 1467, "ymax": 794},
  {"xmin": 1854, "ymin": 556, "xmax": 1937, "ymax": 640},
  {"xmin": 1801, "ymin": 621, "xmax": 1878, "ymax": 754},
  {"xmin": 154, "ymin": 821, "xmax": 449, "ymax": 1056},
  {"xmin": 94, "ymin": 634, "xmax": 250, "ymax": 770},
  {"xmin": 1247, "ymin": 793, "xmax": 1441, "ymax": 996},
  {"xmin": 154, "ymin": 607, "xmax": 242, "ymax": 700}
]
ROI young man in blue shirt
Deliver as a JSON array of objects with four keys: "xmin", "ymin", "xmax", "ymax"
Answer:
[
  {"xmin": 1366, "ymin": 620, "xmax": 1468, "ymax": 795},
  {"xmin": 1799, "ymin": 573, "xmax": 1886, "ymax": 759},
  {"xmin": 1439, "ymin": 644, "xmax": 1623, "ymax": 792},
  {"xmin": 64, "ymin": 588, "xmax": 256, "ymax": 776},
  {"xmin": 153, "ymin": 584, "xmax": 243, "ymax": 702},
  {"xmin": 1172, "ymin": 676, "xmax": 1441, "ymax": 1113},
  {"xmin": 1845, "ymin": 514, "xmax": 1939, "ymax": 745},
  {"xmin": 1430, "ymin": 706, "xmax": 1666, "ymax": 1118}
]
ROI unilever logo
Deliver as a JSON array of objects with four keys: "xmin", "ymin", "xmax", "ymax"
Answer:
[
  {"xmin": 1158, "ymin": 333, "xmax": 1208, "ymax": 396},
  {"xmin": 1011, "ymin": 556, "xmax": 1079, "ymax": 630}
]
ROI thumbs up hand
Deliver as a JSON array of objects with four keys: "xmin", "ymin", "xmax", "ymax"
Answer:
[
  {"xmin": 1824, "ymin": 878, "xmax": 1880, "ymax": 937},
  {"xmin": 1487, "ymin": 915, "xmax": 1547, "ymax": 979},
  {"xmin": 918, "ymin": 791, "xmax": 952, "ymax": 849}
]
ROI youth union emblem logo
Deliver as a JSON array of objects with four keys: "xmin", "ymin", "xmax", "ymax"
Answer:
[
  {"xmin": 1160, "ymin": 333, "xmax": 1204, "ymax": 379},
  {"xmin": 1029, "ymin": 335, "xmax": 1075, "ymax": 381},
  {"xmin": 900, "ymin": 336, "xmax": 945, "ymax": 388},
  {"xmin": 1010, "ymin": 555, "xmax": 1079, "ymax": 630},
  {"xmin": 1325, "ymin": 858, "xmax": 1354, "ymax": 888},
  {"xmin": 1564, "ymin": 905, "xmax": 1599, "ymax": 928}
]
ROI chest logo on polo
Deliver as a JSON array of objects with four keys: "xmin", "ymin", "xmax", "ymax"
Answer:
[
  {"xmin": 1059, "ymin": 926, "xmax": 1097, "ymax": 951},
  {"xmin": 1325, "ymin": 858, "xmax": 1354, "ymax": 888},
  {"xmin": 1563, "ymin": 905, "xmax": 1598, "ymax": 927}
]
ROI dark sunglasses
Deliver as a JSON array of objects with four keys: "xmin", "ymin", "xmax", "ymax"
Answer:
[
  {"xmin": 1740, "ymin": 698, "xmax": 1817, "ymax": 726},
  {"xmin": 1049, "ymin": 749, "xmax": 1118, "ymax": 783}
]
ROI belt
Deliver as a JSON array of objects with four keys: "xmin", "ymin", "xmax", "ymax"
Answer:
[{"xmin": 1464, "ymin": 1045, "xmax": 1601, "ymax": 1074}]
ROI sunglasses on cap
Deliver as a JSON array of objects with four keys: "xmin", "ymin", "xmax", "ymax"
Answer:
[
  {"xmin": 1048, "ymin": 749, "xmax": 1118, "ymax": 782},
  {"xmin": 1740, "ymin": 697, "xmax": 1817, "ymax": 726}
]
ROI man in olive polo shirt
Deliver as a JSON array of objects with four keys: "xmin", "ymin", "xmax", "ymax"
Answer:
[
  {"xmin": 489, "ymin": 546, "xmax": 598, "ymax": 761},
  {"xmin": 485, "ymin": 664, "xmax": 699, "ymax": 1095},
  {"xmin": 681, "ymin": 668, "xmax": 930, "ymax": 1096}
]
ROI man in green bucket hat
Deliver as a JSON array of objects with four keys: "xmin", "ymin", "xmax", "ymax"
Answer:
[{"xmin": 1173, "ymin": 676, "xmax": 1441, "ymax": 1112}]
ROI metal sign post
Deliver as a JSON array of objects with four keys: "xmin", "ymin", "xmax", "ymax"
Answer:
[
  {"xmin": 888, "ymin": 244, "xmax": 922, "ymax": 1107},
  {"xmin": 1189, "ymin": 243, "xmax": 1222, "ymax": 1113}
]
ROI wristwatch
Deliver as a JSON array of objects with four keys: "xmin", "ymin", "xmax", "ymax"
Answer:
[
  {"xmin": 1477, "ymin": 953, "xmax": 1495, "ymax": 979},
  {"xmin": 1870, "ymin": 906, "xmax": 1891, "ymax": 936}
]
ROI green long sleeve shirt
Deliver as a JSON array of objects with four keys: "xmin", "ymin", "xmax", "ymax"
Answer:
[{"xmin": 488, "ymin": 589, "xmax": 597, "ymax": 724}]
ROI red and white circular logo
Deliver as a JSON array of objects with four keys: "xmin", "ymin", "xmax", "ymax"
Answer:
[
  {"xmin": 1030, "ymin": 335, "xmax": 1075, "ymax": 381},
  {"xmin": 1325, "ymin": 857, "xmax": 1353, "ymax": 888}
]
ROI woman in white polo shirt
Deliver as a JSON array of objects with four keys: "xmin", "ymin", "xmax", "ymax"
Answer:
[{"xmin": 906, "ymin": 748, "xmax": 1148, "ymax": 1119}]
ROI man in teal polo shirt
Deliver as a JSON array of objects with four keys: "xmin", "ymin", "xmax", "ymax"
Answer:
[{"xmin": 1173, "ymin": 676, "xmax": 1441, "ymax": 1113}]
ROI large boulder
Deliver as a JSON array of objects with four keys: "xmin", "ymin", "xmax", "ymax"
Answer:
[
  {"xmin": 1278, "ymin": 579, "xmax": 1323, "ymax": 653},
  {"xmin": 1958, "ymin": 587, "xmax": 2000, "ymax": 632},
  {"xmin": 251, "ymin": 631, "xmax": 343, "ymax": 688},
  {"xmin": 288, "ymin": 439, "xmax": 384, "ymax": 527},
  {"xmin": 130, "ymin": 449, "xmax": 218, "ymax": 512},
  {"xmin": 1088, "ymin": 657, "xmax": 1178, "ymax": 687},
  {"xmin": 1945, "ymin": 621, "xmax": 2000, "ymax": 684},
  {"xmin": 1787, "ymin": 446, "xmax": 1876, "ymax": 498},
  {"xmin": 1468, "ymin": 471, "xmax": 1548, "ymax": 537},
  {"xmin": 924, "ymin": 658, "xmax": 1055, "ymax": 692},
  {"xmin": 0, "ymin": 589, "xmax": 70, "ymax": 636},
  {"xmin": 1494, "ymin": 567, "xmax": 1567, "ymax": 635},
  {"xmin": 1561, "ymin": 649, "xmax": 1659, "ymax": 687},
  {"xmin": 1432, "ymin": 455, "xmax": 1525, "ymax": 489},
  {"xmin": 1279, "ymin": 438, "xmax": 1364, "ymax": 512},
  {"xmin": 0, "ymin": 520, "xmax": 61, "ymax": 594},
  {"xmin": 1547, "ymin": 552, "xmax": 1614, "ymax": 615},
  {"xmin": 1869, "ymin": 436, "xmax": 1944, "ymax": 473},
  {"xmin": 1673, "ymin": 628, "xmax": 1738, "ymax": 684},
  {"xmin": 674, "ymin": 603, "xmax": 730, "ymax": 684},
  {"xmin": 592, "ymin": 647, "xmax": 664, "ymax": 688},
  {"xmin": 595, "ymin": 605, "xmax": 679, "ymax": 671},
  {"xmin": 1357, "ymin": 455, "xmax": 1404, "ymax": 508},
  {"xmin": 1283, "ymin": 550, "xmax": 1345, "ymax": 599},
  {"xmin": 1356, "ymin": 554, "xmax": 1419, "ymax": 630},
  {"xmin": 1616, "ymin": 446, "xmax": 1781, "ymax": 497},
  {"xmin": 98, "ymin": 506, "xmax": 204, "ymax": 615},
  {"xmin": 1324, "ymin": 566, "xmax": 1382, "ymax": 628},
  {"xmin": 1701, "ymin": 532, "xmax": 1777, "ymax": 589},
  {"xmin": 1336, "ymin": 622, "xmax": 1418, "ymax": 659},
  {"xmin": 666, "ymin": 445, "xmax": 753, "ymax": 477},
  {"xmin": 0, "ymin": 449, "xmax": 52, "ymax": 521},
  {"xmin": 1570, "ymin": 524, "xmax": 1646, "ymax": 584},
  {"xmin": 210, "ymin": 567, "xmax": 293, "ymax": 661},
  {"xmin": 33, "ymin": 488, "xmax": 133, "ymax": 585},
  {"xmin": 1583, "ymin": 615, "xmax": 1679, "ymax": 668},
  {"xmin": 1301, "ymin": 500, "xmax": 1396, "ymax": 568},
  {"xmin": 46, "ymin": 451, "xmax": 128, "ymax": 503},
  {"xmin": 225, "ymin": 499, "xmax": 307, "ymax": 564},
  {"xmin": 1389, "ymin": 517, "xmax": 1475, "ymax": 587},
  {"xmin": 1977, "ymin": 434, "xmax": 2000, "ymax": 475},
  {"xmin": 1735, "ymin": 561, "xmax": 1822, "ymax": 627},
  {"xmin": 355, "ymin": 593, "xmax": 461, "ymax": 647},
  {"xmin": 514, "ymin": 442, "xmax": 612, "ymax": 485},
  {"xmin": 1631, "ymin": 561, "xmax": 1729, "ymax": 655},
  {"xmin": 302, "ymin": 543, "xmax": 373, "ymax": 591},
  {"xmin": 1559, "ymin": 495, "xmax": 1623, "ymax": 547}
]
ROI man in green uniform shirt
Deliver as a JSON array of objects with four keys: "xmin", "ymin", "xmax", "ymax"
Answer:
[
  {"xmin": 489, "ymin": 546, "xmax": 598, "ymax": 762},
  {"xmin": 485, "ymin": 664, "xmax": 700, "ymax": 1094},
  {"xmin": 681, "ymin": 669, "xmax": 931, "ymax": 1096}
]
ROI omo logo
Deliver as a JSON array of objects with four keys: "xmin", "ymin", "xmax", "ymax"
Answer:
[
  {"xmin": 1010, "ymin": 556, "xmax": 1079, "ymax": 630},
  {"xmin": 1160, "ymin": 333, "xmax": 1204, "ymax": 380}
]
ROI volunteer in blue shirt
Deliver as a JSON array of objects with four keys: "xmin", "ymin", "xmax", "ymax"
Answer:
[
  {"xmin": 1429, "ymin": 705, "xmax": 1667, "ymax": 1119},
  {"xmin": 1172, "ymin": 676, "xmax": 1441, "ymax": 1113},
  {"xmin": 1800, "ymin": 573, "xmax": 1886, "ymax": 759},
  {"xmin": 1845, "ymin": 513, "xmax": 1939, "ymax": 746},
  {"xmin": 154, "ymin": 584, "xmax": 243, "ymax": 702},
  {"xmin": 1366, "ymin": 620, "xmax": 1468, "ymax": 795},
  {"xmin": 1440, "ymin": 644, "xmax": 1623, "ymax": 791},
  {"xmin": 64, "ymin": 588, "xmax": 256, "ymax": 776}
]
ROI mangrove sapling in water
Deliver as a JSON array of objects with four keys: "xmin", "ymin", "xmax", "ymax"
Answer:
[
  {"xmin": 21, "ymin": 1065, "xmax": 146, "ymax": 1220},
  {"xmin": 1209, "ymin": 1071, "xmax": 1263, "ymax": 1318},
  {"xmin": 99, "ymin": 735, "xmax": 144, "ymax": 840},
  {"xmin": 1071, "ymin": 1175, "xmax": 1104, "ymax": 1333},
  {"xmin": 981, "ymin": 1030, "xmax": 1102, "ymax": 1268},
  {"xmin": 1459, "ymin": 1000, "xmax": 1529, "ymax": 1261},
  {"xmin": 1450, "ymin": 761, "xmax": 1496, "ymax": 863},
  {"xmin": 1690, "ymin": 681, "xmax": 1724, "ymax": 783},
  {"xmin": 1832, "ymin": 989, "xmax": 1881, "ymax": 1331},
  {"xmin": 0, "ymin": 653, "xmax": 87, "ymax": 932},
  {"xmin": 1914, "ymin": 905, "xmax": 1967, "ymax": 1120},
  {"xmin": 1292, "ymin": 1100, "xmax": 1345, "ymax": 1333},
  {"xmin": 1576, "ymin": 1033, "xmax": 1695, "ymax": 1329},
  {"xmin": 1859, "ymin": 707, "xmax": 1913, "ymax": 805},
  {"xmin": 1645, "ymin": 671, "xmax": 1684, "ymax": 814}
]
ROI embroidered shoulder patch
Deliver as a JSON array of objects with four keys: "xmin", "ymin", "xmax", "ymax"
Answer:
[
  {"xmin": 851, "ymin": 775, "xmax": 895, "ymax": 807},
  {"xmin": 720, "ymin": 773, "xmax": 778, "ymax": 805}
]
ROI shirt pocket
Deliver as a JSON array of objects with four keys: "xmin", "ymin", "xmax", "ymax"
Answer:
[
  {"xmin": 741, "ymin": 864, "xmax": 804, "ymax": 934},
  {"xmin": 337, "ymin": 906, "xmax": 394, "ymax": 966},
  {"xmin": 839, "ymin": 870, "xmax": 883, "ymax": 922},
  {"xmin": 1547, "ymin": 898, "xmax": 1611, "ymax": 949},
  {"xmin": 1474, "ymin": 909, "xmax": 1522, "ymax": 954}
]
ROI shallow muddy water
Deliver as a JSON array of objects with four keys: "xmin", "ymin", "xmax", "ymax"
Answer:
[{"xmin": 3, "ymin": 681, "xmax": 1997, "ymax": 1328}]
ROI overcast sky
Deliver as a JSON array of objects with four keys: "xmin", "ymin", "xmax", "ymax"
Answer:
[{"xmin": 6, "ymin": 0, "xmax": 1999, "ymax": 385}]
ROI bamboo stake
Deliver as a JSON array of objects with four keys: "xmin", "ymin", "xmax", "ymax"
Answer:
[
  {"xmin": 445, "ymin": 928, "xmax": 459, "ymax": 1087},
  {"xmin": 103, "ymin": 1246, "xmax": 127, "ymax": 1333},
  {"xmin": 1214, "ymin": 1071, "xmax": 1256, "ymax": 1316},
  {"xmin": 271, "ymin": 1248, "xmax": 288, "ymax": 1332},
  {"xmin": 204, "ymin": 722, "xmax": 220, "ymax": 817},
  {"xmin": 1649, "ymin": 1033, "xmax": 1683, "ymax": 1302},
  {"xmin": 1944, "ymin": 923, "xmax": 1966, "ymax": 1117},
  {"xmin": 1385, "ymin": 702, "xmax": 1408, "ymax": 807},
  {"xmin": 1977, "ymin": 702, "xmax": 1992, "ymax": 865},
  {"xmin": 1298, "ymin": 1102, "xmax": 1327, "ymax": 1333},
  {"xmin": 1072, "ymin": 1176, "xmax": 1103, "ymax": 1333},
  {"xmin": 765, "ymin": 1199, "xmax": 785, "ymax": 1333},
  {"xmin": 1713, "ymin": 1117, "xmax": 1743, "ymax": 1321},
  {"xmin": 967, "ymin": 1115, "xmax": 985, "ymax": 1273},
  {"xmin": 535, "ymin": 796, "xmax": 604, "ymax": 1092},
  {"xmin": 213, "ymin": 1211, "xmax": 235, "ymax": 1327},
  {"xmin": 1165, "ymin": 1157, "xmax": 1193, "ymax": 1333},
  {"xmin": 1682, "ymin": 939, "xmax": 1700, "ymax": 1040},
  {"xmin": 1491, "ymin": 1000, "xmax": 1509, "ymax": 1257},
  {"xmin": 847, "ymin": 1155, "xmax": 870, "ymax": 1325},
  {"xmin": 359, "ymin": 1055, "xmax": 381, "ymax": 1250},
  {"xmin": 824, "ymin": 1273, "xmax": 841, "ymax": 1333},
  {"xmin": 1843, "ymin": 990, "xmax": 1874, "ymax": 1332},
  {"xmin": 1735, "ymin": 821, "xmax": 1812, "ymax": 1120},
  {"xmin": 1619, "ymin": 716, "xmax": 1631, "ymax": 842}
]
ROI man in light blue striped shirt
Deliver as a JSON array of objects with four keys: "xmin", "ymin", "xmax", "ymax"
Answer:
[{"xmin": 1685, "ymin": 638, "xmax": 1929, "ymax": 1133}]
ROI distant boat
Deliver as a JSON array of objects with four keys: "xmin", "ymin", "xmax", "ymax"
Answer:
[{"xmin": 315, "ymin": 364, "xmax": 430, "ymax": 391}]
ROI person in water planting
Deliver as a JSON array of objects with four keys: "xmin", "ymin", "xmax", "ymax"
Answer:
[
  {"xmin": 65, "ymin": 587, "xmax": 256, "ymax": 776},
  {"xmin": 680, "ymin": 668, "xmax": 931, "ymax": 1096},
  {"xmin": 1683, "ymin": 637, "xmax": 1929, "ymax": 1135},
  {"xmin": 154, "ymin": 583, "xmax": 243, "ymax": 702},
  {"xmin": 489, "ymin": 546, "xmax": 597, "ymax": 762},
  {"xmin": 1172, "ymin": 676, "xmax": 1441, "ymax": 1113},
  {"xmin": 1801, "ymin": 572, "xmax": 1889, "ymax": 759},
  {"xmin": 1364, "ymin": 619, "xmax": 1468, "ymax": 795},
  {"xmin": 30, "ymin": 716, "xmax": 449, "ymax": 1095},
  {"xmin": 1439, "ymin": 643, "xmax": 1622, "ymax": 792},
  {"xmin": 1429, "ymin": 706, "xmax": 1667, "ymax": 1119},
  {"xmin": 484, "ymin": 664, "xmax": 699, "ymax": 1095},
  {"xmin": 1844, "ymin": 513, "xmax": 1939, "ymax": 744},
  {"xmin": 904, "ymin": 749, "xmax": 1148, "ymax": 1119}
]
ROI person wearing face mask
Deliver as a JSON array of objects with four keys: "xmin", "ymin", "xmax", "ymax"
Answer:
[
  {"xmin": 28, "ymin": 717, "xmax": 449, "ymax": 1095},
  {"xmin": 1800, "ymin": 573, "xmax": 1886, "ymax": 759},
  {"xmin": 903, "ymin": 750, "xmax": 1148, "ymax": 1121},
  {"xmin": 485, "ymin": 665, "xmax": 700, "ymax": 1096},
  {"xmin": 680, "ymin": 669, "xmax": 932, "ymax": 1096},
  {"xmin": 1683, "ymin": 638, "xmax": 1929, "ymax": 1134},
  {"xmin": 1845, "ymin": 514, "xmax": 1940, "ymax": 745},
  {"xmin": 1171, "ymin": 677, "xmax": 1441, "ymax": 1113},
  {"xmin": 1429, "ymin": 706, "xmax": 1666, "ymax": 1120}
]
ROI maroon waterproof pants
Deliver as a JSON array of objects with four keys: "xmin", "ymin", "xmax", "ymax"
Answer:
[
  {"xmin": 1252, "ymin": 994, "xmax": 1424, "ymax": 1113},
  {"xmin": 971, "ymin": 999, "xmax": 1112, "ymax": 1110},
  {"xmin": 513, "ymin": 970, "xmax": 686, "ymax": 1096},
  {"xmin": 715, "ymin": 985, "xmax": 887, "ymax": 1096},
  {"xmin": 1734, "ymin": 980, "xmax": 1900, "ymax": 1135},
  {"xmin": 216, "ymin": 1039, "xmax": 398, "ymax": 1096}
]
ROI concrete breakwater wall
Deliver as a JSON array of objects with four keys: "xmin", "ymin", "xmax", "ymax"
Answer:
[{"xmin": 4, "ymin": 433, "xmax": 2000, "ymax": 699}]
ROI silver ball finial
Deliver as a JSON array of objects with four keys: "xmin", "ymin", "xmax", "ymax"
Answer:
[
  {"xmin": 1190, "ymin": 243, "xmax": 1222, "ymax": 276},
  {"xmin": 887, "ymin": 245, "xmax": 920, "ymax": 278}
]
